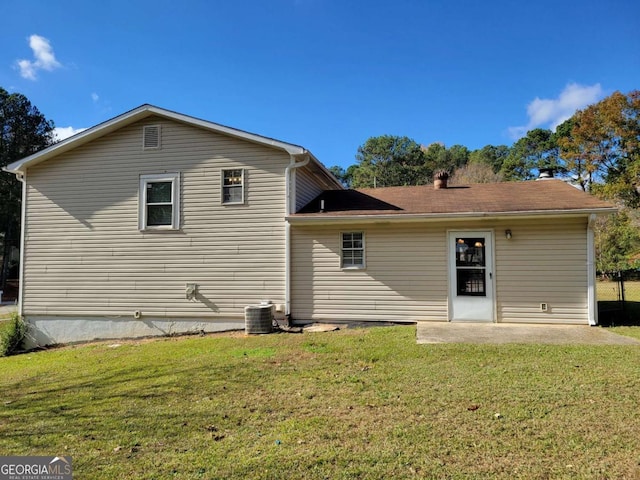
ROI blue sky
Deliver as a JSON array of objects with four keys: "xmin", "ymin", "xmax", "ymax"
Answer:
[{"xmin": 1, "ymin": 0, "xmax": 639, "ymax": 169}]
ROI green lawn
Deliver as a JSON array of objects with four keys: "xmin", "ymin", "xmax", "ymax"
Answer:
[
  {"xmin": 1, "ymin": 326, "xmax": 640, "ymax": 479},
  {"xmin": 597, "ymin": 280, "xmax": 640, "ymax": 325}
]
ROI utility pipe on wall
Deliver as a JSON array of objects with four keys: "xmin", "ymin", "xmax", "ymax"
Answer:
[{"xmin": 587, "ymin": 213, "xmax": 597, "ymax": 326}]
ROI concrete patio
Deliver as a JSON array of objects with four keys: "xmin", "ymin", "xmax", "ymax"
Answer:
[{"xmin": 417, "ymin": 322, "xmax": 640, "ymax": 345}]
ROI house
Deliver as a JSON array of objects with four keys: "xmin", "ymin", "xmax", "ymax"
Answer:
[
  {"xmin": 4, "ymin": 105, "xmax": 341, "ymax": 347},
  {"xmin": 4, "ymin": 105, "xmax": 616, "ymax": 347},
  {"xmin": 289, "ymin": 181, "xmax": 616, "ymax": 325}
]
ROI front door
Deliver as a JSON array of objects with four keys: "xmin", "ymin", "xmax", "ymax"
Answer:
[{"xmin": 449, "ymin": 231, "xmax": 494, "ymax": 322}]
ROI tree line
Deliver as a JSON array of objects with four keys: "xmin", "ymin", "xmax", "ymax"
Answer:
[
  {"xmin": 329, "ymin": 90, "xmax": 640, "ymax": 271},
  {"xmin": 0, "ymin": 87, "xmax": 55, "ymax": 291},
  {"xmin": 331, "ymin": 90, "xmax": 639, "ymax": 201}
]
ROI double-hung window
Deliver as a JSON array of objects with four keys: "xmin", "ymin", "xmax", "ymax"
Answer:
[
  {"xmin": 341, "ymin": 232, "xmax": 365, "ymax": 269},
  {"xmin": 222, "ymin": 169, "xmax": 244, "ymax": 204},
  {"xmin": 139, "ymin": 173, "xmax": 180, "ymax": 230}
]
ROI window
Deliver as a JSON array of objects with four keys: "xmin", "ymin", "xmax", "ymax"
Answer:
[
  {"xmin": 139, "ymin": 173, "xmax": 180, "ymax": 230},
  {"xmin": 222, "ymin": 169, "xmax": 244, "ymax": 204},
  {"xmin": 341, "ymin": 232, "xmax": 365, "ymax": 269}
]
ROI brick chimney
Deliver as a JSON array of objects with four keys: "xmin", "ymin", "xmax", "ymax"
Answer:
[{"xmin": 434, "ymin": 170, "xmax": 449, "ymax": 189}]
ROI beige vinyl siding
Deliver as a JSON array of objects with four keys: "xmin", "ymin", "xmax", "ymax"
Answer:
[
  {"xmin": 493, "ymin": 217, "xmax": 589, "ymax": 324},
  {"xmin": 23, "ymin": 116, "xmax": 289, "ymax": 318},
  {"xmin": 291, "ymin": 223, "xmax": 449, "ymax": 322},
  {"xmin": 291, "ymin": 216, "xmax": 590, "ymax": 324},
  {"xmin": 294, "ymin": 165, "xmax": 326, "ymax": 212}
]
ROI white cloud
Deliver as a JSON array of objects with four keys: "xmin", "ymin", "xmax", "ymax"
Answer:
[
  {"xmin": 17, "ymin": 34, "xmax": 62, "ymax": 80},
  {"xmin": 507, "ymin": 83, "xmax": 604, "ymax": 140},
  {"xmin": 54, "ymin": 126, "xmax": 87, "ymax": 141},
  {"xmin": 91, "ymin": 92, "xmax": 99, "ymax": 102},
  {"xmin": 16, "ymin": 59, "xmax": 37, "ymax": 80}
]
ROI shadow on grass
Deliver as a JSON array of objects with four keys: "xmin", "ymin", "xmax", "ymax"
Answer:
[{"xmin": 598, "ymin": 301, "xmax": 640, "ymax": 327}]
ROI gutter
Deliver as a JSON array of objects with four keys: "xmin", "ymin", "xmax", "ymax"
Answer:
[
  {"xmin": 284, "ymin": 153, "xmax": 311, "ymax": 321},
  {"xmin": 286, "ymin": 207, "xmax": 618, "ymax": 225}
]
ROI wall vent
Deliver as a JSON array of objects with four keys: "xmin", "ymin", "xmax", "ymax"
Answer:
[{"xmin": 143, "ymin": 125, "xmax": 161, "ymax": 150}]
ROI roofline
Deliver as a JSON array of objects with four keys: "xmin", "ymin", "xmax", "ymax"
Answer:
[
  {"xmin": 287, "ymin": 207, "xmax": 618, "ymax": 224},
  {"xmin": 4, "ymin": 104, "xmax": 313, "ymax": 175},
  {"xmin": 303, "ymin": 151, "xmax": 344, "ymax": 190}
]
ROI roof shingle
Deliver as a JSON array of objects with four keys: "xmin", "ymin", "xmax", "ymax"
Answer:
[{"xmin": 294, "ymin": 180, "xmax": 616, "ymax": 218}]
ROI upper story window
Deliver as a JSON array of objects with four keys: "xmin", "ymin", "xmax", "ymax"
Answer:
[
  {"xmin": 222, "ymin": 169, "xmax": 245, "ymax": 204},
  {"xmin": 139, "ymin": 173, "xmax": 180, "ymax": 230},
  {"xmin": 341, "ymin": 232, "xmax": 365, "ymax": 269}
]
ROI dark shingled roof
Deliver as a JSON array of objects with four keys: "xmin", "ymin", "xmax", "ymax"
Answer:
[{"xmin": 294, "ymin": 180, "xmax": 616, "ymax": 217}]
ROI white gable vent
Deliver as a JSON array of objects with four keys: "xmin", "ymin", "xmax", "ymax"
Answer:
[{"xmin": 143, "ymin": 125, "xmax": 161, "ymax": 150}]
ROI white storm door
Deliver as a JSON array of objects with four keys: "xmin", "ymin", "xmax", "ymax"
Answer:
[{"xmin": 449, "ymin": 231, "xmax": 494, "ymax": 322}]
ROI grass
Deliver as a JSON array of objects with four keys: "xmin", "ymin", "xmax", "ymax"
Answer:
[
  {"xmin": 0, "ymin": 317, "xmax": 11, "ymax": 335},
  {"xmin": 1, "ymin": 326, "xmax": 640, "ymax": 479},
  {"xmin": 597, "ymin": 280, "xmax": 640, "ymax": 326},
  {"xmin": 0, "ymin": 312, "xmax": 27, "ymax": 356}
]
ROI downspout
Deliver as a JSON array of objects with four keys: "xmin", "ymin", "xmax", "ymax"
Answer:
[
  {"xmin": 587, "ymin": 213, "xmax": 597, "ymax": 326},
  {"xmin": 16, "ymin": 172, "xmax": 27, "ymax": 317},
  {"xmin": 284, "ymin": 153, "xmax": 310, "ymax": 323}
]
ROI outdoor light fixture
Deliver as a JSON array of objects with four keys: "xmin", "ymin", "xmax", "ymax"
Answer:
[{"xmin": 505, "ymin": 229, "xmax": 512, "ymax": 240}]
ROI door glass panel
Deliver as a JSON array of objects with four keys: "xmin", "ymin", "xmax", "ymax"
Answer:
[
  {"xmin": 456, "ymin": 238, "xmax": 485, "ymax": 267},
  {"xmin": 455, "ymin": 237, "xmax": 486, "ymax": 296},
  {"xmin": 457, "ymin": 268, "xmax": 486, "ymax": 296}
]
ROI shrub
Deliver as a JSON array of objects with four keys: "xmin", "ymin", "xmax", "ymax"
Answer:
[{"xmin": 0, "ymin": 312, "xmax": 27, "ymax": 356}]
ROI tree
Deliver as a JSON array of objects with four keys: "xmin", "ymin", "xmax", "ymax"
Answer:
[
  {"xmin": 0, "ymin": 87, "xmax": 55, "ymax": 289},
  {"xmin": 500, "ymin": 128, "xmax": 560, "ymax": 181},
  {"xmin": 351, "ymin": 135, "xmax": 428, "ymax": 188},
  {"xmin": 328, "ymin": 165, "xmax": 349, "ymax": 187},
  {"xmin": 450, "ymin": 162, "xmax": 503, "ymax": 185},
  {"xmin": 328, "ymin": 165, "xmax": 359, "ymax": 188},
  {"xmin": 559, "ymin": 90, "xmax": 640, "ymax": 206},
  {"xmin": 468, "ymin": 145, "xmax": 510, "ymax": 173},
  {"xmin": 447, "ymin": 145, "xmax": 471, "ymax": 169},
  {"xmin": 422, "ymin": 143, "xmax": 457, "ymax": 176},
  {"xmin": 594, "ymin": 209, "xmax": 640, "ymax": 272}
]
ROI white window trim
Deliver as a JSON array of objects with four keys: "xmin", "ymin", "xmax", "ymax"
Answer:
[
  {"xmin": 221, "ymin": 168, "xmax": 245, "ymax": 205},
  {"xmin": 341, "ymin": 231, "xmax": 366, "ymax": 270},
  {"xmin": 139, "ymin": 173, "xmax": 180, "ymax": 230}
]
